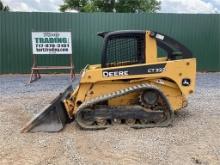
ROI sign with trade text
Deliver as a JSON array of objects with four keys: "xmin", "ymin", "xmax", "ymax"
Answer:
[{"xmin": 32, "ymin": 32, "xmax": 72, "ymax": 54}]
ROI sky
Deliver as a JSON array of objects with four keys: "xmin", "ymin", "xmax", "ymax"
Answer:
[{"xmin": 1, "ymin": 0, "xmax": 220, "ymax": 13}]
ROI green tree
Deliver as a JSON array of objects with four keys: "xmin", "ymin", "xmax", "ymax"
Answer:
[
  {"xmin": 0, "ymin": 0, "xmax": 10, "ymax": 11},
  {"xmin": 60, "ymin": 0, "xmax": 160, "ymax": 13}
]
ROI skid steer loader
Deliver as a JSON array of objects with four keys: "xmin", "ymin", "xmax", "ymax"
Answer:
[{"xmin": 21, "ymin": 30, "xmax": 196, "ymax": 132}]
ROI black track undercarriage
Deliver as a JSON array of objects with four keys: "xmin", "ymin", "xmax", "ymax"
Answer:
[{"xmin": 75, "ymin": 83, "xmax": 174, "ymax": 130}]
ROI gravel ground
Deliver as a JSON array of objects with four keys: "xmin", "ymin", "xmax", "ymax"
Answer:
[{"xmin": 0, "ymin": 73, "xmax": 219, "ymax": 165}]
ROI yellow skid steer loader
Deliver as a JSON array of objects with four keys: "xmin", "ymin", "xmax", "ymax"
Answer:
[{"xmin": 21, "ymin": 30, "xmax": 196, "ymax": 132}]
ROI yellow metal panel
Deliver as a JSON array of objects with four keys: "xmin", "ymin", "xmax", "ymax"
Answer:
[
  {"xmin": 80, "ymin": 58, "xmax": 196, "ymax": 98},
  {"xmin": 145, "ymin": 31, "xmax": 157, "ymax": 63}
]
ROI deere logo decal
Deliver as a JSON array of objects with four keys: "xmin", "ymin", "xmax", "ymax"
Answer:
[
  {"xmin": 182, "ymin": 78, "xmax": 191, "ymax": 86},
  {"xmin": 102, "ymin": 64, "xmax": 166, "ymax": 77},
  {"xmin": 103, "ymin": 70, "xmax": 129, "ymax": 77}
]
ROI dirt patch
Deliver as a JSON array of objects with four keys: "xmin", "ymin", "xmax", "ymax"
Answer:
[{"xmin": 0, "ymin": 74, "xmax": 219, "ymax": 165}]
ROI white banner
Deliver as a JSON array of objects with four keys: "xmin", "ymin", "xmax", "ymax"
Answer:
[{"xmin": 32, "ymin": 32, "xmax": 72, "ymax": 54}]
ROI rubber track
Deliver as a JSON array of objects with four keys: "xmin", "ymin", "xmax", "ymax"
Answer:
[{"xmin": 75, "ymin": 83, "xmax": 174, "ymax": 130}]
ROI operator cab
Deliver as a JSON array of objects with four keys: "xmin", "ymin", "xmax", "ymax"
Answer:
[{"xmin": 98, "ymin": 30, "xmax": 193, "ymax": 68}]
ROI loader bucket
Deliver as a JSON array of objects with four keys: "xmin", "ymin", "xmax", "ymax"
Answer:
[{"xmin": 21, "ymin": 84, "xmax": 74, "ymax": 133}]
